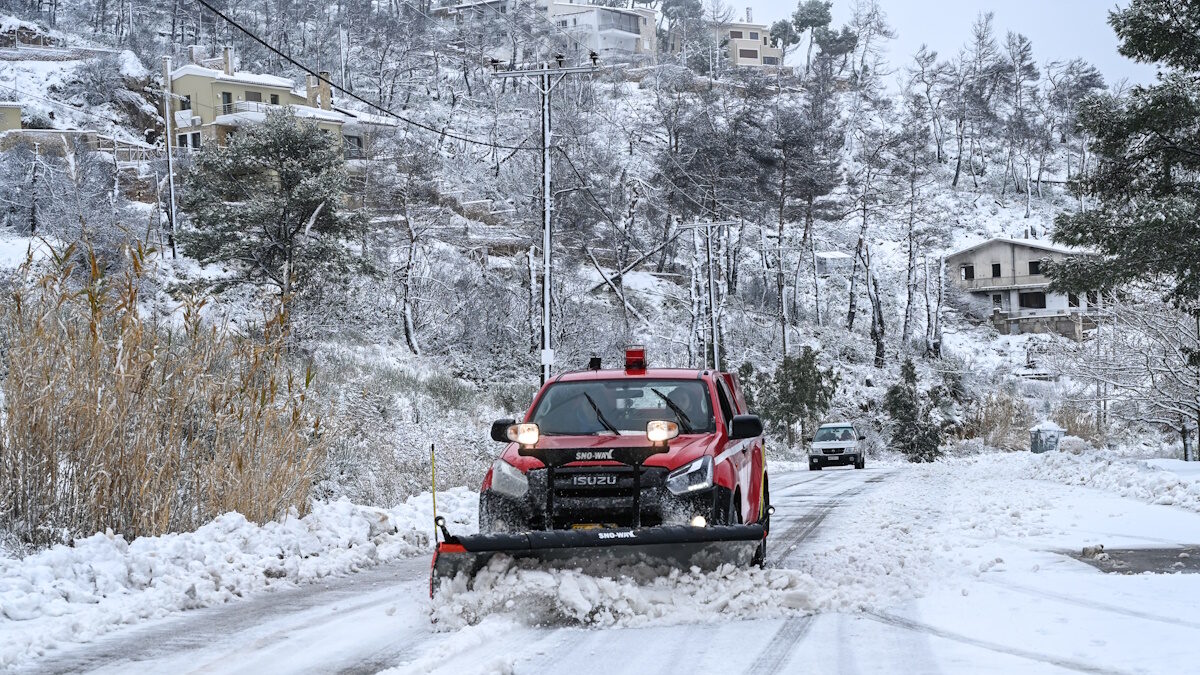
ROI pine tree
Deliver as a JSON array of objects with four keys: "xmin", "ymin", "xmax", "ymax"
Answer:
[
  {"xmin": 180, "ymin": 108, "xmax": 368, "ymax": 321},
  {"xmin": 762, "ymin": 347, "xmax": 839, "ymax": 446},
  {"xmin": 791, "ymin": 0, "xmax": 832, "ymax": 77},
  {"xmin": 884, "ymin": 358, "xmax": 942, "ymax": 462},
  {"xmin": 1051, "ymin": 0, "xmax": 1200, "ymax": 314}
]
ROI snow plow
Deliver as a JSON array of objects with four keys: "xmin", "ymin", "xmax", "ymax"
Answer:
[{"xmin": 431, "ymin": 347, "xmax": 771, "ymax": 595}]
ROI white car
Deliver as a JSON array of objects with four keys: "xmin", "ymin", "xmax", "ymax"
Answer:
[{"xmin": 808, "ymin": 422, "xmax": 865, "ymax": 470}]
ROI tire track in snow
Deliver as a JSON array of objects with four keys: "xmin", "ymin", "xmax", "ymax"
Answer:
[
  {"xmin": 770, "ymin": 472, "xmax": 888, "ymax": 565},
  {"xmin": 184, "ymin": 594, "xmax": 407, "ymax": 673},
  {"xmin": 744, "ymin": 615, "xmax": 815, "ymax": 675},
  {"xmin": 865, "ymin": 611, "xmax": 1135, "ymax": 675},
  {"xmin": 982, "ymin": 579, "xmax": 1200, "ymax": 630},
  {"xmin": 22, "ymin": 559, "xmax": 429, "ymax": 675}
]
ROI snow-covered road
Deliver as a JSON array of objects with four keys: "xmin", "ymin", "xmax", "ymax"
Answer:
[{"xmin": 15, "ymin": 461, "xmax": 1200, "ymax": 675}]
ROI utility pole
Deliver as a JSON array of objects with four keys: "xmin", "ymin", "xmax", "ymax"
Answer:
[
  {"xmin": 680, "ymin": 219, "xmax": 738, "ymax": 370},
  {"xmin": 162, "ymin": 55, "xmax": 178, "ymax": 258},
  {"xmin": 492, "ymin": 54, "xmax": 598, "ymax": 384}
]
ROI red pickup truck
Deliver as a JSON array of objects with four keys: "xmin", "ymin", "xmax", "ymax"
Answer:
[{"xmin": 431, "ymin": 347, "xmax": 771, "ymax": 592}]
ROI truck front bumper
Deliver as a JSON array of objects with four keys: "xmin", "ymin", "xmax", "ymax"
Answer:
[{"xmin": 480, "ymin": 465, "xmax": 733, "ymax": 531}]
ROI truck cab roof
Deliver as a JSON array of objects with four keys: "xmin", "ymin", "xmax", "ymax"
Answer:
[{"xmin": 552, "ymin": 367, "xmax": 710, "ymax": 382}]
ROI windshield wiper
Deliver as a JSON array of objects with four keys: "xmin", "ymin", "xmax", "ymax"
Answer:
[
  {"xmin": 583, "ymin": 393, "xmax": 620, "ymax": 435},
  {"xmin": 651, "ymin": 388, "xmax": 694, "ymax": 433}
]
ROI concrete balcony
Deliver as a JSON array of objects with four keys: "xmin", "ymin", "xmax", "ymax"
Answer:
[{"xmin": 959, "ymin": 274, "xmax": 1047, "ymax": 291}]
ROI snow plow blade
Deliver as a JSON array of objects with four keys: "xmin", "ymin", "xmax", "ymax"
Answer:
[{"xmin": 431, "ymin": 524, "xmax": 764, "ymax": 595}]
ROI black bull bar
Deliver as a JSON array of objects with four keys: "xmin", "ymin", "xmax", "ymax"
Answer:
[{"xmin": 429, "ymin": 443, "xmax": 765, "ymax": 595}]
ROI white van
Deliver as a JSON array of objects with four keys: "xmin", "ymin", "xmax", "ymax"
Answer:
[{"xmin": 808, "ymin": 422, "xmax": 865, "ymax": 470}]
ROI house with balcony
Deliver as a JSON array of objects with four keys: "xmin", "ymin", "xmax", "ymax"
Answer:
[
  {"xmin": 946, "ymin": 237, "xmax": 1099, "ymax": 340},
  {"xmin": 163, "ymin": 47, "xmax": 394, "ymax": 160},
  {"xmin": 433, "ymin": 1, "xmax": 656, "ymax": 61},
  {"xmin": 719, "ymin": 17, "xmax": 783, "ymax": 68},
  {"xmin": 549, "ymin": 1, "xmax": 656, "ymax": 58}
]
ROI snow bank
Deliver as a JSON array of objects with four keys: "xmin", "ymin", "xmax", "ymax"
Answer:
[
  {"xmin": 0, "ymin": 488, "xmax": 476, "ymax": 667},
  {"xmin": 1024, "ymin": 451, "xmax": 1200, "ymax": 513},
  {"xmin": 928, "ymin": 450, "xmax": 1200, "ymax": 514}
]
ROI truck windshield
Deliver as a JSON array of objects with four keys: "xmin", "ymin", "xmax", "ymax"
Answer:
[
  {"xmin": 531, "ymin": 380, "xmax": 715, "ymax": 435},
  {"xmin": 815, "ymin": 426, "xmax": 855, "ymax": 442}
]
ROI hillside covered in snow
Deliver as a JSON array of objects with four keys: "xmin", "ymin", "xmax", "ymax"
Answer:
[{"xmin": 0, "ymin": 0, "xmax": 1195, "ymax": 555}]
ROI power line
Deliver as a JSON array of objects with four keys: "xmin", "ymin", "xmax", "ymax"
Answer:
[{"xmin": 191, "ymin": 0, "xmax": 537, "ymax": 151}]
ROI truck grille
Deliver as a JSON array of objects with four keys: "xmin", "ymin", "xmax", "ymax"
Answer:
[
  {"xmin": 529, "ymin": 466, "xmax": 671, "ymax": 528},
  {"xmin": 822, "ymin": 448, "xmax": 844, "ymax": 455}
]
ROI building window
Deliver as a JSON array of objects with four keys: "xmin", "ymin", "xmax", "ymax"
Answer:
[
  {"xmin": 961, "ymin": 265, "xmax": 975, "ymax": 281},
  {"xmin": 738, "ymin": 49, "xmax": 758, "ymax": 59},
  {"xmin": 181, "ymin": 95, "xmax": 191, "ymax": 111},
  {"xmin": 343, "ymin": 135, "xmax": 363, "ymax": 158},
  {"xmin": 190, "ymin": 132, "xmax": 201, "ymax": 148},
  {"xmin": 730, "ymin": 30, "xmax": 743, "ymax": 39},
  {"xmin": 270, "ymin": 94, "xmax": 279, "ymax": 105},
  {"xmin": 245, "ymin": 91, "xmax": 262, "ymax": 103},
  {"xmin": 992, "ymin": 294, "xmax": 1003, "ymax": 306},
  {"xmin": 1019, "ymin": 292, "xmax": 1047, "ymax": 309},
  {"xmin": 1028, "ymin": 260, "xmax": 1042, "ymax": 275},
  {"xmin": 749, "ymin": 31, "xmax": 759, "ymax": 39},
  {"xmin": 558, "ymin": 20, "xmax": 567, "ymax": 27},
  {"xmin": 992, "ymin": 263, "xmax": 1001, "ymax": 277},
  {"xmin": 762, "ymin": 56, "xmax": 779, "ymax": 65},
  {"xmin": 177, "ymin": 134, "xmax": 187, "ymax": 148},
  {"xmin": 221, "ymin": 91, "xmax": 233, "ymax": 114},
  {"xmin": 1087, "ymin": 290, "xmax": 1099, "ymax": 307},
  {"xmin": 1068, "ymin": 293, "xmax": 1080, "ymax": 308}
]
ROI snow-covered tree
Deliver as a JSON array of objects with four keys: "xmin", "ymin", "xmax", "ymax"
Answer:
[
  {"xmin": 884, "ymin": 358, "xmax": 942, "ymax": 462},
  {"xmin": 180, "ymin": 108, "xmax": 368, "ymax": 322}
]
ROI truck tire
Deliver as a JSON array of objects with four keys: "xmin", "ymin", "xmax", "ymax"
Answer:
[{"xmin": 752, "ymin": 480, "xmax": 769, "ymax": 567}]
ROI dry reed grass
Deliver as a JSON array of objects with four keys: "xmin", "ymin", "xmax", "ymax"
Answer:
[
  {"xmin": 0, "ymin": 240, "xmax": 327, "ymax": 547},
  {"xmin": 956, "ymin": 391, "xmax": 1036, "ymax": 451}
]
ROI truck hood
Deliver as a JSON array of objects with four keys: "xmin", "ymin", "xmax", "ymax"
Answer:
[{"xmin": 501, "ymin": 433, "xmax": 718, "ymax": 473}]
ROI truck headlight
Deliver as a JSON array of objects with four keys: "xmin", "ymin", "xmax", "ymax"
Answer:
[
  {"xmin": 666, "ymin": 456, "xmax": 713, "ymax": 495},
  {"xmin": 490, "ymin": 458, "xmax": 528, "ymax": 499}
]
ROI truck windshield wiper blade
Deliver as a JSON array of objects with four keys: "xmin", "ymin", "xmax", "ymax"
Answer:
[
  {"xmin": 651, "ymin": 388, "xmax": 694, "ymax": 433},
  {"xmin": 583, "ymin": 392, "xmax": 620, "ymax": 435}
]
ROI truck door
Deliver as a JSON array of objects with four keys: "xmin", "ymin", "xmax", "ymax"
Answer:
[
  {"xmin": 714, "ymin": 380, "xmax": 754, "ymax": 523},
  {"xmin": 720, "ymin": 373, "xmax": 764, "ymax": 523}
]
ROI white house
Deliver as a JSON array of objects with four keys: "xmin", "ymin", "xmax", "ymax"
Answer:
[
  {"xmin": 434, "ymin": 0, "xmax": 656, "ymax": 62},
  {"xmin": 946, "ymin": 237, "xmax": 1099, "ymax": 339},
  {"xmin": 550, "ymin": 2, "xmax": 656, "ymax": 59}
]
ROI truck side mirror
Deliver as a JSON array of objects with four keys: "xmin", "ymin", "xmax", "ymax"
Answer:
[
  {"xmin": 730, "ymin": 414, "xmax": 763, "ymax": 440},
  {"xmin": 859, "ymin": 434, "xmax": 867, "ymax": 441},
  {"xmin": 490, "ymin": 418, "xmax": 517, "ymax": 442}
]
